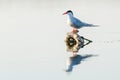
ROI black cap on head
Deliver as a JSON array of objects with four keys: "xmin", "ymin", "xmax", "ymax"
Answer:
[{"xmin": 67, "ymin": 10, "xmax": 73, "ymax": 15}]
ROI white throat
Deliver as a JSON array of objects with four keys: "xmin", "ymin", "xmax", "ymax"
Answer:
[{"xmin": 67, "ymin": 13, "xmax": 74, "ymax": 26}]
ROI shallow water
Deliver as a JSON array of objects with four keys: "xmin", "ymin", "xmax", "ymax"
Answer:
[{"xmin": 0, "ymin": 0, "xmax": 120, "ymax": 80}]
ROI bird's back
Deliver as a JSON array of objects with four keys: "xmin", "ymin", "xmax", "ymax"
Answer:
[
  {"xmin": 67, "ymin": 13, "xmax": 95, "ymax": 29},
  {"xmin": 69, "ymin": 16, "xmax": 86, "ymax": 29}
]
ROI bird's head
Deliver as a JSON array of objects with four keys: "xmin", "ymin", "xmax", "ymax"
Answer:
[{"xmin": 63, "ymin": 10, "xmax": 73, "ymax": 15}]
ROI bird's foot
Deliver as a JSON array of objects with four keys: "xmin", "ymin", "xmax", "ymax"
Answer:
[{"xmin": 72, "ymin": 29, "xmax": 79, "ymax": 33}]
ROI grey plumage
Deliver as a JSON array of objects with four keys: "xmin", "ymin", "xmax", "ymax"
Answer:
[{"xmin": 63, "ymin": 10, "xmax": 98, "ymax": 29}]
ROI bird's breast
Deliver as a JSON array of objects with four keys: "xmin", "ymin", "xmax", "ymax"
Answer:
[{"xmin": 67, "ymin": 18, "xmax": 73, "ymax": 26}]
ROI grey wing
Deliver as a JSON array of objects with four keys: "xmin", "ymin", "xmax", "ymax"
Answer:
[
  {"xmin": 72, "ymin": 17, "xmax": 94, "ymax": 28},
  {"xmin": 72, "ymin": 17, "xmax": 84, "ymax": 28}
]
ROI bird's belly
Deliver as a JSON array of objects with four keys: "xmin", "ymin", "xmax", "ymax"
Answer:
[{"xmin": 67, "ymin": 20, "xmax": 79, "ymax": 29}]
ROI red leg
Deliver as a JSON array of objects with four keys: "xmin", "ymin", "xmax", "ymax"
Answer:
[{"xmin": 72, "ymin": 29, "xmax": 79, "ymax": 33}]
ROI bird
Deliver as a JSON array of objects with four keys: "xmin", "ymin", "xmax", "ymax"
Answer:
[{"xmin": 63, "ymin": 10, "xmax": 98, "ymax": 33}]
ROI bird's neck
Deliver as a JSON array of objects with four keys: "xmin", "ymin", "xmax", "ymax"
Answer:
[
  {"xmin": 67, "ymin": 13, "xmax": 73, "ymax": 20},
  {"xmin": 67, "ymin": 13, "xmax": 73, "ymax": 18},
  {"xmin": 67, "ymin": 14, "xmax": 74, "ymax": 25}
]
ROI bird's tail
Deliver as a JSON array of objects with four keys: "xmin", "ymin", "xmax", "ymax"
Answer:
[
  {"xmin": 84, "ymin": 23, "xmax": 99, "ymax": 27},
  {"xmin": 91, "ymin": 24, "xmax": 99, "ymax": 27}
]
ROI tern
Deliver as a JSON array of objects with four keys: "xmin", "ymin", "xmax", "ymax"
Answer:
[{"xmin": 63, "ymin": 10, "xmax": 98, "ymax": 33}]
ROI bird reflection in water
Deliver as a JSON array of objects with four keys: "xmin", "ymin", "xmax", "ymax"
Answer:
[{"xmin": 65, "ymin": 54, "xmax": 97, "ymax": 72}]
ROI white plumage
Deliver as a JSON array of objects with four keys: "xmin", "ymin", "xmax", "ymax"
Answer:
[{"xmin": 63, "ymin": 10, "xmax": 98, "ymax": 32}]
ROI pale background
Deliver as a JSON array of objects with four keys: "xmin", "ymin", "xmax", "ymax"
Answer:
[{"xmin": 0, "ymin": 0, "xmax": 120, "ymax": 80}]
